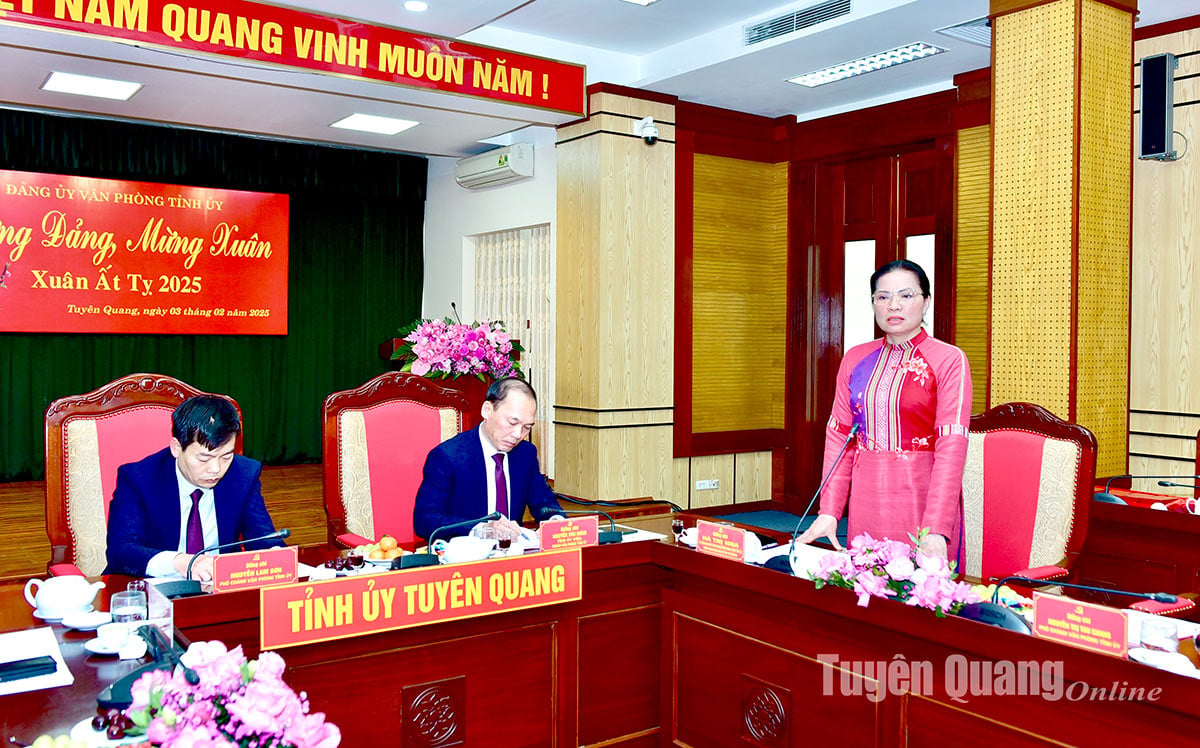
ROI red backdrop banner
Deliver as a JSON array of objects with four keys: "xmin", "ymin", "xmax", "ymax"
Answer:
[
  {"xmin": 0, "ymin": 0, "xmax": 586, "ymax": 116},
  {"xmin": 0, "ymin": 169, "xmax": 289, "ymax": 334}
]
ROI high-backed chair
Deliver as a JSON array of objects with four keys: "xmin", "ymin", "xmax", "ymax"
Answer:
[
  {"xmin": 962, "ymin": 402, "xmax": 1192, "ymax": 617},
  {"xmin": 44, "ymin": 373, "xmax": 241, "ymax": 576},
  {"xmin": 322, "ymin": 372, "xmax": 479, "ymax": 548}
]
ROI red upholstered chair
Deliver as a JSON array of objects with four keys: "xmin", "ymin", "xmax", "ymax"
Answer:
[
  {"xmin": 322, "ymin": 372, "xmax": 480, "ymax": 548},
  {"xmin": 961, "ymin": 402, "xmax": 1192, "ymax": 617},
  {"xmin": 44, "ymin": 374, "xmax": 242, "ymax": 577}
]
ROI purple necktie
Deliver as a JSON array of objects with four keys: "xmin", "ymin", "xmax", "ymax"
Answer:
[
  {"xmin": 492, "ymin": 453, "xmax": 508, "ymax": 518},
  {"xmin": 185, "ymin": 489, "xmax": 204, "ymax": 554}
]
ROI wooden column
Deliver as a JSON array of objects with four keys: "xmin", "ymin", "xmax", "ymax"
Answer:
[
  {"xmin": 989, "ymin": 0, "xmax": 1135, "ymax": 476},
  {"xmin": 554, "ymin": 88, "xmax": 680, "ymax": 501}
]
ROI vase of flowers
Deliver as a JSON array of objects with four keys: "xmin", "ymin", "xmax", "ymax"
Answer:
[
  {"xmin": 117, "ymin": 640, "xmax": 340, "ymax": 747},
  {"xmin": 809, "ymin": 529, "xmax": 980, "ymax": 616},
  {"xmin": 390, "ymin": 318, "xmax": 522, "ymax": 381}
]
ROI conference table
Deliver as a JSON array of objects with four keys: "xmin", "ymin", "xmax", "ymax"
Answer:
[{"xmin": 5, "ymin": 519, "xmax": 1200, "ymax": 747}]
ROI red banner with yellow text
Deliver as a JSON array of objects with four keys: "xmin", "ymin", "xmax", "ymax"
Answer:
[
  {"xmin": 259, "ymin": 549, "xmax": 582, "ymax": 649},
  {"xmin": 0, "ymin": 0, "xmax": 586, "ymax": 116},
  {"xmin": 0, "ymin": 169, "xmax": 288, "ymax": 334}
]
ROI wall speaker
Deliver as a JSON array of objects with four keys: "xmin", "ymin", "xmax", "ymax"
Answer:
[{"xmin": 1138, "ymin": 52, "xmax": 1178, "ymax": 161}]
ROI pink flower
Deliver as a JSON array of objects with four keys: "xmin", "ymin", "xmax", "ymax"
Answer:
[
  {"xmin": 411, "ymin": 360, "xmax": 431, "ymax": 376},
  {"xmin": 284, "ymin": 711, "xmax": 343, "ymax": 748},
  {"xmin": 253, "ymin": 650, "xmax": 287, "ymax": 682},
  {"xmin": 166, "ymin": 722, "xmax": 232, "ymax": 747},
  {"xmin": 883, "ymin": 555, "xmax": 915, "ymax": 581},
  {"xmin": 852, "ymin": 570, "xmax": 894, "ymax": 607},
  {"xmin": 228, "ymin": 679, "xmax": 302, "ymax": 737},
  {"xmin": 130, "ymin": 667, "xmax": 172, "ymax": 711}
]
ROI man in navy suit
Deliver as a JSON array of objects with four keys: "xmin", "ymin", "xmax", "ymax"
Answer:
[
  {"xmin": 105, "ymin": 395, "xmax": 283, "ymax": 579},
  {"xmin": 414, "ymin": 377, "xmax": 562, "ymax": 540}
]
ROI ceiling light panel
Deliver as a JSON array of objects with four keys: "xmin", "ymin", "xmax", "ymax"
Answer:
[
  {"xmin": 788, "ymin": 42, "xmax": 947, "ymax": 87},
  {"xmin": 42, "ymin": 71, "xmax": 143, "ymax": 100},
  {"xmin": 330, "ymin": 113, "xmax": 419, "ymax": 135}
]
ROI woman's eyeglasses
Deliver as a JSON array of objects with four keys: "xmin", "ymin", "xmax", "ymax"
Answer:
[{"xmin": 872, "ymin": 288, "xmax": 924, "ymax": 305}]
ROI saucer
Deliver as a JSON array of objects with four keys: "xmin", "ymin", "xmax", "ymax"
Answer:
[
  {"xmin": 84, "ymin": 637, "xmax": 124, "ymax": 656},
  {"xmin": 34, "ymin": 604, "xmax": 94, "ymax": 621},
  {"xmin": 62, "ymin": 610, "xmax": 113, "ymax": 631}
]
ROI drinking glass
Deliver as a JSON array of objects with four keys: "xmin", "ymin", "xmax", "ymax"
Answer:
[
  {"xmin": 111, "ymin": 590, "xmax": 147, "ymax": 623},
  {"xmin": 671, "ymin": 517, "xmax": 685, "ymax": 543}
]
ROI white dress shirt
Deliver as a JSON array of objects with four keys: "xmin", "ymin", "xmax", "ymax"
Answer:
[
  {"xmin": 144, "ymin": 463, "xmax": 220, "ymax": 577},
  {"xmin": 479, "ymin": 429, "xmax": 513, "ymax": 518}
]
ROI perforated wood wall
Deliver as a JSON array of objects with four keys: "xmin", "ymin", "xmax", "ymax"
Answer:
[
  {"xmin": 990, "ymin": 0, "xmax": 1076, "ymax": 418},
  {"xmin": 955, "ymin": 125, "xmax": 991, "ymax": 415},
  {"xmin": 691, "ymin": 154, "xmax": 788, "ymax": 434},
  {"xmin": 1130, "ymin": 26, "xmax": 1200, "ymax": 489},
  {"xmin": 1075, "ymin": 0, "xmax": 1132, "ymax": 478},
  {"xmin": 990, "ymin": 0, "xmax": 1133, "ymax": 476}
]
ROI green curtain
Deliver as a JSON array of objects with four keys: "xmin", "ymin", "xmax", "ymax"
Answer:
[{"xmin": 0, "ymin": 110, "xmax": 426, "ymax": 479}]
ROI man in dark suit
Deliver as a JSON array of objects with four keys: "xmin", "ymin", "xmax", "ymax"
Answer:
[
  {"xmin": 105, "ymin": 395, "xmax": 283, "ymax": 579},
  {"xmin": 414, "ymin": 377, "xmax": 562, "ymax": 540}
]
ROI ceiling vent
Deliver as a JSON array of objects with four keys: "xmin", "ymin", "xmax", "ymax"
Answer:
[
  {"xmin": 935, "ymin": 16, "xmax": 992, "ymax": 48},
  {"xmin": 744, "ymin": 0, "xmax": 852, "ymax": 46}
]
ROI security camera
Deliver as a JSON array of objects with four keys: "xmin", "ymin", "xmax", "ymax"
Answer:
[{"xmin": 633, "ymin": 116, "xmax": 659, "ymax": 145}]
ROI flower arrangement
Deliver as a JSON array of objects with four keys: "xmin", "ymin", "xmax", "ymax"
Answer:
[
  {"xmin": 391, "ymin": 318, "xmax": 522, "ymax": 380},
  {"xmin": 122, "ymin": 640, "xmax": 340, "ymax": 747},
  {"xmin": 810, "ymin": 529, "xmax": 980, "ymax": 616}
]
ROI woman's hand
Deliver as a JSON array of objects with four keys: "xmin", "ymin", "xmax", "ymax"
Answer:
[
  {"xmin": 795, "ymin": 514, "xmax": 842, "ymax": 550},
  {"xmin": 918, "ymin": 533, "xmax": 947, "ymax": 561}
]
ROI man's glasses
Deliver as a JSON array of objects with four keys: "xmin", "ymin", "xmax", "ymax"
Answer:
[{"xmin": 872, "ymin": 288, "xmax": 924, "ymax": 305}]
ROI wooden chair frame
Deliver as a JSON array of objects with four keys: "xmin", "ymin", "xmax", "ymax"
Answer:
[
  {"xmin": 321, "ymin": 372, "xmax": 480, "ymax": 547},
  {"xmin": 44, "ymin": 373, "xmax": 241, "ymax": 572}
]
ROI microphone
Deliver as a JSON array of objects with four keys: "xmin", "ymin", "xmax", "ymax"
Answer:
[
  {"xmin": 450, "ymin": 301, "xmax": 462, "ymax": 324},
  {"xmin": 1158, "ymin": 480, "xmax": 1199, "ymax": 490},
  {"xmin": 97, "ymin": 625, "xmax": 189, "ymax": 709},
  {"xmin": 397, "ymin": 512, "xmax": 502, "ymax": 569},
  {"xmin": 157, "ymin": 528, "xmax": 290, "ymax": 599},
  {"xmin": 1094, "ymin": 474, "xmax": 1200, "ymax": 503},
  {"xmin": 763, "ymin": 423, "xmax": 860, "ymax": 574},
  {"xmin": 552, "ymin": 508, "xmax": 623, "ymax": 544},
  {"xmin": 958, "ymin": 576, "xmax": 1181, "ymax": 635}
]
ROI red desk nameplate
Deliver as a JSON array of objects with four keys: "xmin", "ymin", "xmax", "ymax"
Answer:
[
  {"xmin": 540, "ymin": 516, "xmax": 598, "ymax": 550},
  {"xmin": 259, "ymin": 548, "xmax": 583, "ymax": 649},
  {"xmin": 695, "ymin": 520, "xmax": 747, "ymax": 563},
  {"xmin": 211, "ymin": 546, "xmax": 298, "ymax": 594},
  {"xmin": 1033, "ymin": 593, "xmax": 1129, "ymax": 658}
]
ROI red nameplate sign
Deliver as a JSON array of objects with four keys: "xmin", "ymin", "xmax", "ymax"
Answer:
[
  {"xmin": 540, "ymin": 516, "xmax": 598, "ymax": 550},
  {"xmin": 1033, "ymin": 592, "xmax": 1129, "ymax": 658},
  {"xmin": 259, "ymin": 548, "xmax": 582, "ymax": 649},
  {"xmin": 695, "ymin": 520, "xmax": 747, "ymax": 562},
  {"xmin": 0, "ymin": 169, "xmax": 288, "ymax": 334},
  {"xmin": 0, "ymin": 0, "xmax": 585, "ymax": 116},
  {"xmin": 211, "ymin": 546, "xmax": 298, "ymax": 593}
]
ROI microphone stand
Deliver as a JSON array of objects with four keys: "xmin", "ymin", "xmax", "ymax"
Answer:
[
  {"xmin": 157, "ymin": 528, "xmax": 290, "ymax": 599},
  {"xmin": 398, "ymin": 512, "xmax": 502, "ymax": 569},
  {"xmin": 990, "ymin": 576, "xmax": 1177, "ymax": 605},
  {"xmin": 958, "ymin": 576, "xmax": 1179, "ymax": 635},
  {"xmin": 1094, "ymin": 474, "xmax": 1200, "ymax": 503},
  {"xmin": 554, "ymin": 508, "xmax": 623, "ymax": 544},
  {"xmin": 763, "ymin": 423, "xmax": 860, "ymax": 574}
]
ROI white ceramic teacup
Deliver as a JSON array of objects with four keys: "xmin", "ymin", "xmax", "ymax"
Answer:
[
  {"xmin": 441, "ymin": 535, "xmax": 497, "ymax": 564},
  {"xmin": 1187, "ymin": 498, "xmax": 1200, "ymax": 515},
  {"xmin": 96, "ymin": 622, "xmax": 129, "ymax": 649}
]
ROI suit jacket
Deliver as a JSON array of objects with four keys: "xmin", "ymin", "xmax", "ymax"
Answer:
[
  {"xmin": 413, "ymin": 426, "xmax": 561, "ymax": 540},
  {"xmin": 104, "ymin": 447, "xmax": 283, "ymax": 575}
]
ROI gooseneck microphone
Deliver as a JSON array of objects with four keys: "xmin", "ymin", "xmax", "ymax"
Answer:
[
  {"xmin": 1158, "ymin": 480, "xmax": 1199, "ymax": 491},
  {"xmin": 1094, "ymin": 474, "xmax": 1200, "ymax": 503},
  {"xmin": 158, "ymin": 528, "xmax": 291, "ymax": 599},
  {"xmin": 990, "ymin": 576, "xmax": 1178, "ymax": 605},
  {"xmin": 553, "ymin": 508, "xmax": 623, "ymax": 545},
  {"xmin": 763, "ymin": 423, "xmax": 860, "ymax": 574},
  {"xmin": 399, "ymin": 512, "xmax": 503, "ymax": 569}
]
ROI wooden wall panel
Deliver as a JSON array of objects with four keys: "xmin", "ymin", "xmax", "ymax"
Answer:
[
  {"xmin": 989, "ymin": 0, "xmax": 1076, "ymax": 417},
  {"xmin": 733, "ymin": 451, "xmax": 773, "ymax": 502},
  {"xmin": 1132, "ymin": 28, "xmax": 1200, "ymax": 445},
  {"xmin": 954, "ymin": 124, "xmax": 992, "ymax": 414},
  {"xmin": 691, "ymin": 155, "xmax": 788, "ymax": 434},
  {"xmin": 556, "ymin": 134, "xmax": 604, "ymax": 409},
  {"xmin": 1076, "ymin": 0, "xmax": 1133, "ymax": 477}
]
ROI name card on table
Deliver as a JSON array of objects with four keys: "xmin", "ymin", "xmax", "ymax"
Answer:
[
  {"xmin": 212, "ymin": 547, "xmax": 298, "ymax": 594},
  {"xmin": 695, "ymin": 520, "xmax": 747, "ymax": 563},
  {"xmin": 1033, "ymin": 593, "xmax": 1129, "ymax": 658},
  {"xmin": 259, "ymin": 548, "xmax": 583, "ymax": 649},
  {"xmin": 540, "ymin": 516, "xmax": 598, "ymax": 550}
]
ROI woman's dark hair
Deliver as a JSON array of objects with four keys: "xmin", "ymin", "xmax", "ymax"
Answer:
[
  {"xmin": 870, "ymin": 259, "xmax": 931, "ymax": 296},
  {"xmin": 172, "ymin": 395, "xmax": 241, "ymax": 450}
]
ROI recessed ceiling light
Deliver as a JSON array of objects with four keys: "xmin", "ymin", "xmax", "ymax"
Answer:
[
  {"xmin": 42, "ymin": 71, "xmax": 142, "ymax": 101},
  {"xmin": 617, "ymin": 0, "xmax": 660, "ymax": 5},
  {"xmin": 788, "ymin": 42, "xmax": 947, "ymax": 87},
  {"xmin": 404, "ymin": 1, "xmax": 428, "ymax": 11},
  {"xmin": 330, "ymin": 113, "xmax": 419, "ymax": 135}
]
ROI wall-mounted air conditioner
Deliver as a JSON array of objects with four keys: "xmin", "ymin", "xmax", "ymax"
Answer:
[{"xmin": 454, "ymin": 144, "xmax": 534, "ymax": 189}]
